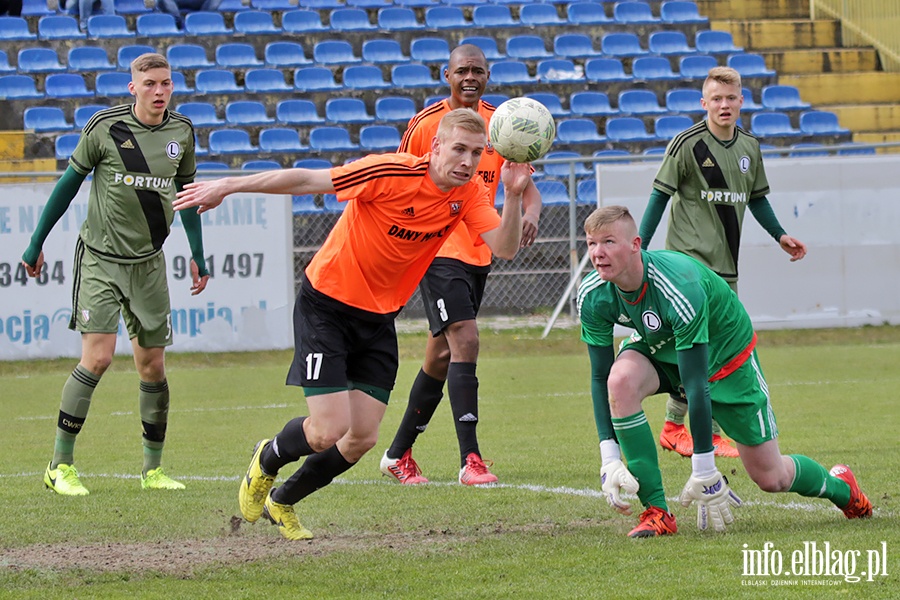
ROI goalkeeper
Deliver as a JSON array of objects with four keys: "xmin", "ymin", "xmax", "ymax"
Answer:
[{"xmin": 578, "ymin": 205, "xmax": 872, "ymax": 537}]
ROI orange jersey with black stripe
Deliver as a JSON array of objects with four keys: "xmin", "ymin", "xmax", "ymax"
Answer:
[
  {"xmin": 305, "ymin": 153, "xmax": 501, "ymax": 315},
  {"xmin": 399, "ymin": 99, "xmax": 504, "ymax": 267}
]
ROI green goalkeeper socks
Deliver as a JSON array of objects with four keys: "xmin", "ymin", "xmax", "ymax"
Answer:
[
  {"xmin": 613, "ymin": 411, "xmax": 667, "ymax": 511},
  {"xmin": 788, "ymin": 455, "xmax": 851, "ymax": 508},
  {"xmin": 52, "ymin": 365, "xmax": 100, "ymax": 468}
]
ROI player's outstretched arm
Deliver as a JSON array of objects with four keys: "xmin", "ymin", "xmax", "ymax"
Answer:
[
  {"xmin": 480, "ymin": 161, "xmax": 529, "ymax": 259},
  {"xmin": 174, "ymin": 168, "xmax": 335, "ymax": 214},
  {"xmin": 21, "ymin": 166, "xmax": 87, "ymax": 277}
]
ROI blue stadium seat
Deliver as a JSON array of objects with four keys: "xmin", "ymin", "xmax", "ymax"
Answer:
[
  {"xmin": 394, "ymin": 0, "xmax": 437, "ymax": 7},
  {"xmin": 194, "ymin": 136, "xmax": 208, "ymax": 156},
  {"xmin": 377, "ymin": 7, "xmax": 423, "ymax": 30},
  {"xmin": 679, "ymin": 54, "xmax": 718, "ymax": 79},
  {"xmin": 323, "ymin": 193, "xmax": 344, "ymax": 212},
  {"xmin": 347, "ymin": 0, "xmax": 390, "ymax": 7},
  {"xmin": 171, "ymin": 71, "xmax": 192, "ymax": 95},
  {"xmin": 613, "ymin": 1, "xmax": 659, "ymax": 23},
  {"xmin": 55, "ymin": 133, "xmax": 81, "ymax": 160},
  {"xmin": 506, "ymin": 35, "xmax": 553, "ymax": 60},
  {"xmin": 264, "ymin": 42, "xmax": 311, "ymax": 67},
  {"xmin": 225, "ymin": 100, "xmax": 274, "ymax": 125},
  {"xmin": 0, "ymin": 50, "xmax": 13, "ymax": 74},
  {"xmin": 472, "ymin": 5, "xmax": 516, "ymax": 27},
  {"xmin": 654, "ymin": 115, "xmax": 694, "ymax": 139},
  {"xmin": 534, "ymin": 180, "xmax": 569, "ymax": 205},
  {"xmin": 116, "ymin": 0, "xmax": 154, "ymax": 13},
  {"xmin": 209, "ymin": 129, "xmax": 258, "ymax": 154},
  {"xmin": 460, "ymin": 36, "xmax": 504, "ymax": 60},
  {"xmin": 374, "ymin": 96, "xmax": 416, "ymax": 123},
  {"xmin": 259, "ymin": 128, "xmax": 308, "ymax": 153},
  {"xmin": 292, "ymin": 195, "xmax": 323, "ymax": 214},
  {"xmin": 362, "ymin": 40, "xmax": 409, "ymax": 64},
  {"xmin": 184, "ymin": 12, "xmax": 231, "ymax": 35},
  {"xmin": 537, "ymin": 59, "xmax": 585, "ymax": 83},
  {"xmin": 566, "ymin": 2, "xmax": 611, "ymax": 25},
  {"xmin": 245, "ymin": 68, "xmax": 292, "ymax": 92},
  {"xmin": 294, "ymin": 66, "xmax": 342, "ymax": 91},
  {"xmin": 117, "ymin": 45, "xmax": 155, "ymax": 69},
  {"xmin": 330, "ymin": 8, "xmax": 376, "ymax": 31},
  {"xmin": 601, "ymin": 32, "xmax": 648, "ymax": 57},
  {"xmin": 576, "ymin": 178, "xmax": 598, "ymax": 205},
  {"xmin": 526, "ymin": 92, "xmax": 569, "ymax": 117},
  {"xmin": 343, "ymin": 65, "xmax": 390, "ymax": 90},
  {"xmin": 556, "ymin": 119, "xmax": 605, "ymax": 145},
  {"xmin": 742, "ymin": 87, "xmax": 764, "ymax": 112},
  {"xmin": 313, "ymin": 40, "xmax": 361, "ymax": 65},
  {"xmin": 541, "ymin": 151, "xmax": 592, "ymax": 178},
  {"xmin": 605, "ymin": 117, "xmax": 656, "ymax": 141},
  {"xmin": 167, "ymin": 45, "xmax": 213, "ymax": 70},
  {"xmin": 761, "ymin": 85, "xmax": 811, "ymax": 110},
  {"xmin": 22, "ymin": 0, "xmax": 55, "ymax": 16},
  {"xmin": 584, "ymin": 58, "xmax": 633, "ymax": 83},
  {"xmin": 281, "ymin": 9, "xmax": 328, "ymax": 33},
  {"xmin": 727, "ymin": 53, "xmax": 775, "ymax": 77},
  {"xmin": 424, "ymin": 94, "xmax": 444, "ymax": 107},
  {"xmin": 195, "ymin": 70, "xmax": 244, "ymax": 94},
  {"xmin": 359, "ymin": 124, "xmax": 401, "ymax": 151},
  {"xmin": 788, "ymin": 143, "xmax": 829, "ymax": 158},
  {"xmin": 135, "ymin": 13, "xmax": 180, "ymax": 37},
  {"xmin": 95, "ymin": 72, "xmax": 132, "ymax": 96},
  {"xmin": 293, "ymin": 158, "xmax": 333, "ymax": 169},
  {"xmin": 38, "ymin": 15, "xmax": 85, "ymax": 39},
  {"xmin": 391, "ymin": 64, "xmax": 439, "ymax": 88},
  {"xmin": 521, "ymin": 4, "xmax": 563, "ymax": 26},
  {"xmin": 300, "ymin": 0, "xmax": 344, "ymax": 8},
  {"xmin": 642, "ymin": 146, "xmax": 667, "ymax": 156},
  {"xmin": 665, "ymin": 88, "xmax": 705, "ymax": 114},
  {"xmin": 24, "ymin": 106, "xmax": 73, "ymax": 132},
  {"xmin": 309, "ymin": 126, "xmax": 359, "ymax": 152},
  {"xmin": 74, "ymin": 105, "xmax": 112, "ymax": 125},
  {"xmin": 234, "ymin": 10, "xmax": 281, "ymax": 34},
  {"xmin": 488, "ymin": 61, "xmax": 534, "ymax": 85},
  {"xmin": 410, "ymin": 37, "xmax": 450, "ymax": 63},
  {"xmin": 18, "ymin": 48, "xmax": 66, "ymax": 73},
  {"xmin": 176, "ymin": 102, "xmax": 224, "ymax": 127},
  {"xmin": 836, "ymin": 143, "xmax": 876, "ymax": 156},
  {"xmin": 695, "ymin": 30, "xmax": 742, "ymax": 54},
  {"xmin": 68, "ymin": 47, "xmax": 115, "ymax": 72},
  {"xmin": 87, "ymin": 15, "xmax": 134, "ymax": 38},
  {"xmin": 254, "ymin": 0, "xmax": 299, "ymax": 8},
  {"xmin": 648, "ymin": 31, "xmax": 694, "ymax": 55},
  {"xmin": 242, "ymin": 160, "xmax": 283, "ymax": 170},
  {"xmin": 0, "ymin": 16, "xmax": 36, "ymax": 40},
  {"xmin": 799, "ymin": 111, "xmax": 850, "ymax": 135},
  {"xmin": 45, "ymin": 73, "xmax": 94, "ymax": 98},
  {"xmin": 276, "ymin": 99, "xmax": 325, "ymax": 125},
  {"xmin": 570, "ymin": 91, "xmax": 618, "ymax": 116},
  {"xmin": 554, "ymin": 33, "xmax": 601, "ymax": 58},
  {"xmin": 660, "ymin": 1, "xmax": 708, "ymax": 24},
  {"xmin": 481, "ymin": 93, "xmax": 509, "ymax": 107},
  {"xmin": 424, "ymin": 6, "xmax": 468, "ymax": 29},
  {"xmin": 632, "ymin": 56, "xmax": 680, "ymax": 80},
  {"xmin": 750, "ymin": 112, "xmax": 802, "ymax": 138},
  {"xmin": 325, "ymin": 98, "xmax": 374, "ymax": 124},
  {"xmin": 595, "ymin": 149, "xmax": 633, "ymax": 162},
  {"xmin": 216, "ymin": 43, "xmax": 263, "ymax": 68},
  {"xmin": 618, "ymin": 89, "xmax": 666, "ymax": 115},
  {"xmin": 197, "ymin": 162, "xmax": 231, "ymax": 171}
]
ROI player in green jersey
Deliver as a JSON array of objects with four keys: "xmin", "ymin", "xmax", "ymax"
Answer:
[
  {"xmin": 579, "ymin": 205, "xmax": 871, "ymax": 537},
  {"xmin": 639, "ymin": 67, "xmax": 808, "ymax": 459},
  {"xmin": 21, "ymin": 53, "xmax": 209, "ymax": 496}
]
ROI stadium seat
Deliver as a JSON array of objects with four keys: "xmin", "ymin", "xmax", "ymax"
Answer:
[
  {"xmin": 613, "ymin": 1, "xmax": 659, "ymax": 23},
  {"xmin": 410, "ymin": 37, "xmax": 450, "ymax": 63},
  {"xmin": 38, "ymin": 15, "xmax": 85, "ymax": 39},
  {"xmin": 116, "ymin": 0, "xmax": 154, "ymax": 13},
  {"xmin": 742, "ymin": 87, "xmax": 764, "ymax": 112},
  {"xmin": 45, "ymin": 73, "xmax": 94, "ymax": 98},
  {"xmin": 259, "ymin": 128, "xmax": 308, "ymax": 153},
  {"xmin": 347, "ymin": 0, "xmax": 390, "ymax": 8},
  {"xmin": 377, "ymin": 7, "xmax": 423, "ymax": 30},
  {"xmin": 225, "ymin": 100, "xmax": 274, "ymax": 125},
  {"xmin": 22, "ymin": 0, "xmax": 55, "ymax": 16},
  {"xmin": 534, "ymin": 180, "xmax": 569, "ymax": 205},
  {"xmin": 537, "ymin": 59, "xmax": 585, "ymax": 83},
  {"xmin": 526, "ymin": 92, "xmax": 569, "ymax": 117},
  {"xmin": 255, "ymin": 0, "xmax": 300, "ymax": 8},
  {"xmin": 374, "ymin": 96, "xmax": 417, "ymax": 123},
  {"xmin": 294, "ymin": 66, "xmax": 342, "ymax": 91},
  {"xmin": 605, "ymin": 116, "xmax": 656, "ymax": 141},
  {"xmin": 836, "ymin": 143, "xmax": 876, "ymax": 156},
  {"xmin": 167, "ymin": 45, "xmax": 213, "ymax": 70},
  {"xmin": 570, "ymin": 91, "xmax": 618, "ymax": 116},
  {"xmin": 601, "ymin": 33, "xmax": 648, "ymax": 57},
  {"xmin": 695, "ymin": 30, "xmax": 742, "ymax": 54},
  {"xmin": 300, "ymin": 0, "xmax": 344, "ymax": 8},
  {"xmin": 196, "ymin": 161, "xmax": 231, "ymax": 171},
  {"xmin": 761, "ymin": 85, "xmax": 811, "ymax": 110},
  {"xmin": 281, "ymin": 9, "xmax": 328, "ymax": 33},
  {"xmin": 0, "ymin": 50, "xmax": 12, "ymax": 74},
  {"xmin": 343, "ymin": 65, "xmax": 390, "ymax": 90},
  {"xmin": 0, "ymin": 16, "xmax": 36, "ymax": 40},
  {"xmin": 184, "ymin": 12, "xmax": 231, "ymax": 35},
  {"xmin": 481, "ymin": 93, "xmax": 509, "ymax": 107},
  {"xmin": 727, "ymin": 53, "xmax": 776, "ymax": 77},
  {"xmin": 584, "ymin": 58, "xmax": 633, "ymax": 83},
  {"xmin": 68, "ymin": 46, "xmax": 115, "ymax": 72},
  {"xmin": 216, "ymin": 43, "xmax": 263, "ymax": 68},
  {"xmin": 660, "ymin": 1, "xmax": 708, "ymax": 24},
  {"xmin": 244, "ymin": 68, "xmax": 292, "ymax": 92},
  {"xmin": 359, "ymin": 125, "xmax": 401, "ymax": 151},
  {"xmin": 472, "ymin": 5, "xmax": 516, "ymax": 27},
  {"xmin": 55, "ymin": 133, "xmax": 81, "ymax": 160},
  {"xmin": 361, "ymin": 39, "xmax": 409, "ymax": 65},
  {"xmin": 87, "ymin": 15, "xmax": 134, "ymax": 38},
  {"xmin": 24, "ymin": 106, "xmax": 73, "ymax": 132},
  {"xmin": 195, "ymin": 70, "xmax": 244, "ymax": 94},
  {"xmin": 17, "ymin": 48, "xmax": 66, "ymax": 73},
  {"xmin": 424, "ymin": 7, "xmax": 468, "ymax": 29},
  {"xmin": 264, "ymin": 42, "xmax": 311, "ymax": 67},
  {"xmin": 242, "ymin": 160, "xmax": 283, "ymax": 170},
  {"xmin": 488, "ymin": 61, "xmax": 534, "ymax": 85},
  {"xmin": 576, "ymin": 178, "xmax": 598, "ymax": 205},
  {"xmin": 394, "ymin": 0, "xmax": 437, "ymax": 7},
  {"xmin": 788, "ymin": 143, "xmax": 829, "ymax": 158},
  {"xmin": 566, "ymin": 2, "xmax": 611, "ymax": 25},
  {"xmin": 208, "ymin": 129, "xmax": 257, "ymax": 154},
  {"xmin": 136, "ymin": 13, "xmax": 180, "ymax": 37},
  {"xmin": 293, "ymin": 158, "xmax": 333, "ymax": 169},
  {"xmin": 541, "ymin": 151, "xmax": 592, "ymax": 178},
  {"xmin": 648, "ymin": 31, "xmax": 694, "ymax": 55},
  {"xmin": 679, "ymin": 54, "xmax": 718, "ymax": 79},
  {"xmin": 292, "ymin": 195, "xmax": 323, "ymax": 214},
  {"xmin": 171, "ymin": 71, "xmax": 192, "ymax": 95},
  {"xmin": 424, "ymin": 94, "xmax": 444, "ymax": 107},
  {"xmin": 73, "ymin": 104, "xmax": 108, "ymax": 128},
  {"xmin": 521, "ymin": 4, "xmax": 563, "ymax": 26},
  {"xmin": 176, "ymin": 102, "xmax": 223, "ymax": 127},
  {"xmin": 330, "ymin": 8, "xmax": 376, "ymax": 31},
  {"xmin": 554, "ymin": 33, "xmax": 601, "ymax": 58},
  {"xmin": 95, "ymin": 72, "xmax": 132, "ymax": 96},
  {"xmin": 323, "ymin": 193, "xmax": 344, "ymax": 212},
  {"xmin": 506, "ymin": 35, "xmax": 553, "ymax": 60},
  {"xmin": 391, "ymin": 64, "xmax": 440, "ymax": 88},
  {"xmin": 618, "ymin": 89, "xmax": 666, "ymax": 115},
  {"xmin": 309, "ymin": 126, "xmax": 359, "ymax": 152},
  {"xmin": 799, "ymin": 111, "xmax": 850, "ymax": 135},
  {"xmin": 654, "ymin": 115, "xmax": 694, "ymax": 139},
  {"xmin": 750, "ymin": 112, "xmax": 802, "ymax": 137},
  {"xmin": 313, "ymin": 40, "xmax": 361, "ymax": 65},
  {"xmin": 276, "ymin": 99, "xmax": 325, "ymax": 125},
  {"xmin": 234, "ymin": 10, "xmax": 281, "ymax": 34},
  {"xmin": 556, "ymin": 119, "xmax": 605, "ymax": 145},
  {"xmin": 642, "ymin": 147, "xmax": 667, "ymax": 156},
  {"xmin": 117, "ymin": 45, "xmax": 155, "ymax": 69},
  {"xmin": 665, "ymin": 88, "xmax": 705, "ymax": 114},
  {"xmin": 460, "ymin": 37, "xmax": 504, "ymax": 60},
  {"xmin": 325, "ymin": 98, "xmax": 374, "ymax": 124},
  {"xmin": 632, "ymin": 56, "xmax": 680, "ymax": 80}
]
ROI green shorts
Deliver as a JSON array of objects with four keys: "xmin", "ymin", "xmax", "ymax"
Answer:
[
  {"xmin": 70, "ymin": 240, "xmax": 172, "ymax": 348},
  {"xmin": 620, "ymin": 337, "xmax": 778, "ymax": 447}
]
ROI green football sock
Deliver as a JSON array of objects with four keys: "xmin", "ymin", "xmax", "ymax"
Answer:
[
  {"xmin": 613, "ymin": 411, "xmax": 667, "ymax": 511},
  {"xmin": 139, "ymin": 380, "xmax": 169, "ymax": 475},
  {"xmin": 788, "ymin": 455, "xmax": 851, "ymax": 508},
  {"xmin": 52, "ymin": 365, "xmax": 100, "ymax": 469}
]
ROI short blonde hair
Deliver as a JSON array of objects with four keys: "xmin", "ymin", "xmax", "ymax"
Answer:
[
  {"xmin": 584, "ymin": 205, "xmax": 635, "ymax": 235},
  {"xmin": 131, "ymin": 53, "xmax": 170, "ymax": 75},
  {"xmin": 437, "ymin": 108, "xmax": 486, "ymax": 139},
  {"xmin": 703, "ymin": 66, "xmax": 742, "ymax": 94}
]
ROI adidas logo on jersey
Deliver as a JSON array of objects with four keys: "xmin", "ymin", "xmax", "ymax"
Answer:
[
  {"xmin": 702, "ymin": 157, "xmax": 715, "ymax": 168},
  {"xmin": 402, "ymin": 207, "xmax": 415, "ymax": 217},
  {"xmin": 120, "ymin": 139, "xmax": 135, "ymax": 149}
]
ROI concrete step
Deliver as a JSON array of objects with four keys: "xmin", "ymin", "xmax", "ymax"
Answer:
[
  {"xmin": 853, "ymin": 131, "xmax": 900, "ymax": 153},
  {"xmin": 711, "ymin": 18, "xmax": 840, "ymax": 50},
  {"xmin": 0, "ymin": 131, "xmax": 25, "ymax": 160},
  {"xmin": 822, "ymin": 104, "xmax": 900, "ymax": 133},
  {"xmin": 0, "ymin": 158, "xmax": 58, "ymax": 182},
  {"xmin": 760, "ymin": 47, "xmax": 879, "ymax": 75},
  {"xmin": 698, "ymin": 0, "xmax": 809, "ymax": 20},
  {"xmin": 779, "ymin": 72, "xmax": 900, "ymax": 105}
]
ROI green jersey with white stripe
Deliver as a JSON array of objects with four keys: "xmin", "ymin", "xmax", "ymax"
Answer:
[
  {"xmin": 578, "ymin": 250, "xmax": 754, "ymax": 376},
  {"xmin": 652, "ymin": 121, "xmax": 769, "ymax": 282},
  {"xmin": 70, "ymin": 105, "xmax": 196, "ymax": 263}
]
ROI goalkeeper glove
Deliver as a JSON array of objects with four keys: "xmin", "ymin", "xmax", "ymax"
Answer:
[
  {"xmin": 678, "ymin": 451, "xmax": 742, "ymax": 532},
  {"xmin": 599, "ymin": 440, "xmax": 639, "ymax": 516}
]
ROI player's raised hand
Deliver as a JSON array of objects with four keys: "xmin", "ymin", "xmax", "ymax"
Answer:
[
  {"xmin": 679, "ymin": 471, "xmax": 742, "ymax": 532},
  {"xmin": 500, "ymin": 160, "xmax": 531, "ymax": 198}
]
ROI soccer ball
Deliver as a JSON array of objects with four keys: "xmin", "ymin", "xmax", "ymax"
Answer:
[{"xmin": 489, "ymin": 97, "xmax": 556, "ymax": 164}]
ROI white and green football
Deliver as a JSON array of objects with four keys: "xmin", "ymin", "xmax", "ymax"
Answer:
[{"xmin": 488, "ymin": 97, "xmax": 556, "ymax": 163}]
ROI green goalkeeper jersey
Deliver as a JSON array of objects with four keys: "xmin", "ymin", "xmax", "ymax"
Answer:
[
  {"xmin": 652, "ymin": 121, "xmax": 769, "ymax": 281},
  {"xmin": 578, "ymin": 250, "xmax": 754, "ymax": 376},
  {"xmin": 70, "ymin": 104, "xmax": 196, "ymax": 263}
]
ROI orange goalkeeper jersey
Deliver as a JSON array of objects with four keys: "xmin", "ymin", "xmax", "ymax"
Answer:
[
  {"xmin": 304, "ymin": 153, "xmax": 501, "ymax": 315},
  {"xmin": 399, "ymin": 98, "xmax": 504, "ymax": 267}
]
